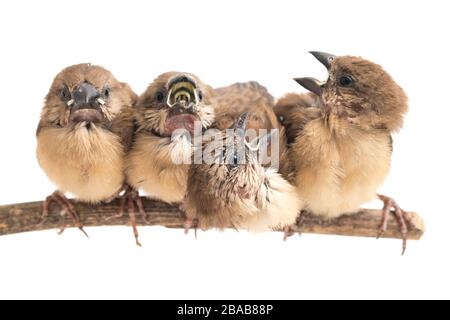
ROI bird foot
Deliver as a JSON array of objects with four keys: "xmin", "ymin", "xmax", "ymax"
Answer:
[
  {"xmin": 184, "ymin": 217, "xmax": 198, "ymax": 239},
  {"xmin": 40, "ymin": 191, "xmax": 89, "ymax": 238},
  {"xmin": 283, "ymin": 226, "xmax": 295, "ymax": 241},
  {"xmin": 103, "ymin": 185, "xmax": 127, "ymax": 204},
  {"xmin": 106, "ymin": 186, "xmax": 147, "ymax": 246},
  {"xmin": 377, "ymin": 194, "xmax": 411, "ymax": 255},
  {"xmin": 283, "ymin": 211, "xmax": 306, "ymax": 241}
]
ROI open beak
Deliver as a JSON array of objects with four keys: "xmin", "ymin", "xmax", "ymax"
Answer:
[
  {"xmin": 293, "ymin": 77, "xmax": 325, "ymax": 96},
  {"xmin": 309, "ymin": 51, "xmax": 336, "ymax": 69},
  {"xmin": 293, "ymin": 51, "xmax": 336, "ymax": 96},
  {"xmin": 163, "ymin": 75, "xmax": 203, "ymax": 136},
  {"xmin": 166, "ymin": 75, "xmax": 200, "ymax": 110}
]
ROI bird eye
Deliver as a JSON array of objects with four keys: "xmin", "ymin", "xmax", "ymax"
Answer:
[
  {"xmin": 339, "ymin": 75, "xmax": 353, "ymax": 87},
  {"xmin": 103, "ymin": 87, "xmax": 111, "ymax": 98},
  {"xmin": 155, "ymin": 91, "xmax": 165, "ymax": 103},
  {"xmin": 232, "ymin": 153, "xmax": 240, "ymax": 166},
  {"xmin": 60, "ymin": 85, "xmax": 71, "ymax": 101},
  {"xmin": 198, "ymin": 90, "xmax": 203, "ymax": 101}
]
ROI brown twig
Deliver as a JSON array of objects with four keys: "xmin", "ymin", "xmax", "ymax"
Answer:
[{"xmin": 0, "ymin": 198, "xmax": 424, "ymax": 240}]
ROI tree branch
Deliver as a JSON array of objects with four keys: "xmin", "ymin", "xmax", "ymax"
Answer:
[{"xmin": 0, "ymin": 198, "xmax": 424, "ymax": 240}]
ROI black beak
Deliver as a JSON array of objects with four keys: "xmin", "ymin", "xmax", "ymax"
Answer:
[
  {"xmin": 293, "ymin": 77, "xmax": 324, "ymax": 96},
  {"xmin": 293, "ymin": 51, "xmax": 337, "ymax": 96},
  {"xmin": 68, "ymin": 82, "xmax": 104, "ymax": 124},
  {"xmin": 234, "ymin": 112, "xmax": 249, "ymax": 132},
  {"xmin": 72, "ymin": 82, "xmax": 99, "ymax": 106},
  {"xmin": 309, "ymin": 51, "xmax": 336, "ymax": 69},
  {"xmin": 227, "ymin": 112, "xmax": 249, "ymax": 168}
]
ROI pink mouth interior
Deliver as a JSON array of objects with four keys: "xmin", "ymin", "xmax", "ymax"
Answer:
[{"xmin": 164, "ymin": 114, "xmax": 198, "ymax": 136}]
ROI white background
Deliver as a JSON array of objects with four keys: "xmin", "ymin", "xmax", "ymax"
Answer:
[{"xmin": 0, "ymin": 0, "xmax": 448, "ymax": 299}]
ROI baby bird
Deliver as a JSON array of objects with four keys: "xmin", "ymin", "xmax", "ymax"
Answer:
[
  {"xmin": 37, "ymin": 64, "xmax": 137, "ymax": 237},
  {"xmin": 183, "ymin": 82, "xmax": 302, "ymax": 233},
  {"xmin": 274, "ymin": 51, "xmax": 410, "ymax": 252},
  {"xmin": 127, "ymin": 72, "xmax": 215, "ymax": 205}
]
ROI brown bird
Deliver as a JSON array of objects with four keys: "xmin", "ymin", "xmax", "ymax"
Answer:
[
  {"xmin": 126, "ymin": 72, "xmax": 216, "ymax": 207},
  {"xmin": 274, "ymin": 51, "xmax": 410, "ymax": 253},
  {"xmin": 36, "ymin": 63, "xmax": 137, "ymax": 239},
  {"xmin": 183, "ymin": 82, "xmax": 302, "ymax": 233}
]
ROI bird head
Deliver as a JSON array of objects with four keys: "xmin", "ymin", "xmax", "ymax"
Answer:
[
  {"xmin": 136, "ymin": 72, "xmax": 215, "ymax": 137},
  {"xmin": 205, "ymin": 113, "xmax": 273, "ymax": 200},
  {"xmin": 294, "ymin": 51, "xmax": 408, "ymax": 131},
  {"xmin": 42, "ymin": 63, "xmax": 136, "ymax": 130}
]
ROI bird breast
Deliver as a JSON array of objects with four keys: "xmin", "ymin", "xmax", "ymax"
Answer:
[
  {"xmin": 294, "ymin": 119, "xmax": 392, "ymax": 217},
  {"xmin": 126, "ymin": 133, "xmax": 190, "ymax": 203},
  {"xmin": 36, "ymin": 125, "xmax": 125, "ymax": 203}
]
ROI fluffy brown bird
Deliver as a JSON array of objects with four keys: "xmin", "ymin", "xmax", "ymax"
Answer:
[
  {"xmin": 127, "ymin": 72, "xmax": 215, "ymax": 205},
  {"xmin": 274, "ymin": 51, "xmax": 410, "ymax": 252},
  {"xmin": 37, "ymin": 63, "xmax": 137, "ymax": 238},
  {"xmin": 183, "ymin": 82, "xmax": 301, "ymax": 232}
]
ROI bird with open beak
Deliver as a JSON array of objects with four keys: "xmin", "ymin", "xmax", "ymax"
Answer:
[
  {"xmin": 36, "ymin": 63, "xmax": 137, "ymax": 238},
  {"xmin": 274, "ymin": 52, "xmax": 410, "ymax": 253},
  {"xmin": 126, "ymin": 72, "xmax": 215, "ymax": 208},
  {"xmin": 183, "ymin": 82, "xmax": 302, "ymax": 233}
]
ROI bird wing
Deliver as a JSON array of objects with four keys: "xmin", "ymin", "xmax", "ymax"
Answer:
[{"xmin": 273, "ymin": 93, "xmax": 322, "ymax": 145}]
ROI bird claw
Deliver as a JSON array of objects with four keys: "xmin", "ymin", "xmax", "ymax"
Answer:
[
  {"xmin": 283, "ymin": 226, "xmax": 295, "ymax": 241},
  {"xmin": 377, "ymin": 194, "xmax": 410, "ymax": 255},
  {"xmin": 107, "ymin": 186, "xmax": 146, "ymax": 246},
  {"xmin": 184, "ymin": 217, "xmax": 198, "ymax": 239},
  {"xmin": 41, "ymin": 191, "xmax": 89, "ymax": 238},
  {"xmin": 283, "ymin": 211, "xmax": 305, "ymax": 241}
]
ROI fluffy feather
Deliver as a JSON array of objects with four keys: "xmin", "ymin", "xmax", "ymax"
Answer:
[
  {"xmin": 275, "ymin": 54, "xmax": 408, "ymax": 218},
  {"xmin": 184, "ymin": 82, "xmax": 302, "ymax": 231},
  {"xmin": 127, "ymin": 72, "xmax": 216, "ymax": 203},
  {"xmin": 37, "ymin": 63, "xmax": 136, "ymax": 203},
  {"xmin": 37, "ymin": 125, "xmax": 125, "ymax": 202},
  {"xmin": 126, "ymin": 133, "xmax": 191, "ymax": 203}
]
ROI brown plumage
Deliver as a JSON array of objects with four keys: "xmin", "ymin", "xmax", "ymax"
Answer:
[
  {"xmin": 215, "ymin": 82, "xmax": 291, "ymax": 171},
  {"xmin": 127, "ymin": 72, "xmax": 216, "ymax": 204},
  {"xmin": 274, "ymin": 52, "xmax": 410, "ymax": 252},
  {"xmin": 36, "ymin": 63, "xmax": 137, "ymax": 235},
  {"xmin": 183, "ymin": 82, "xmax": 301, "ymax": 232}
]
